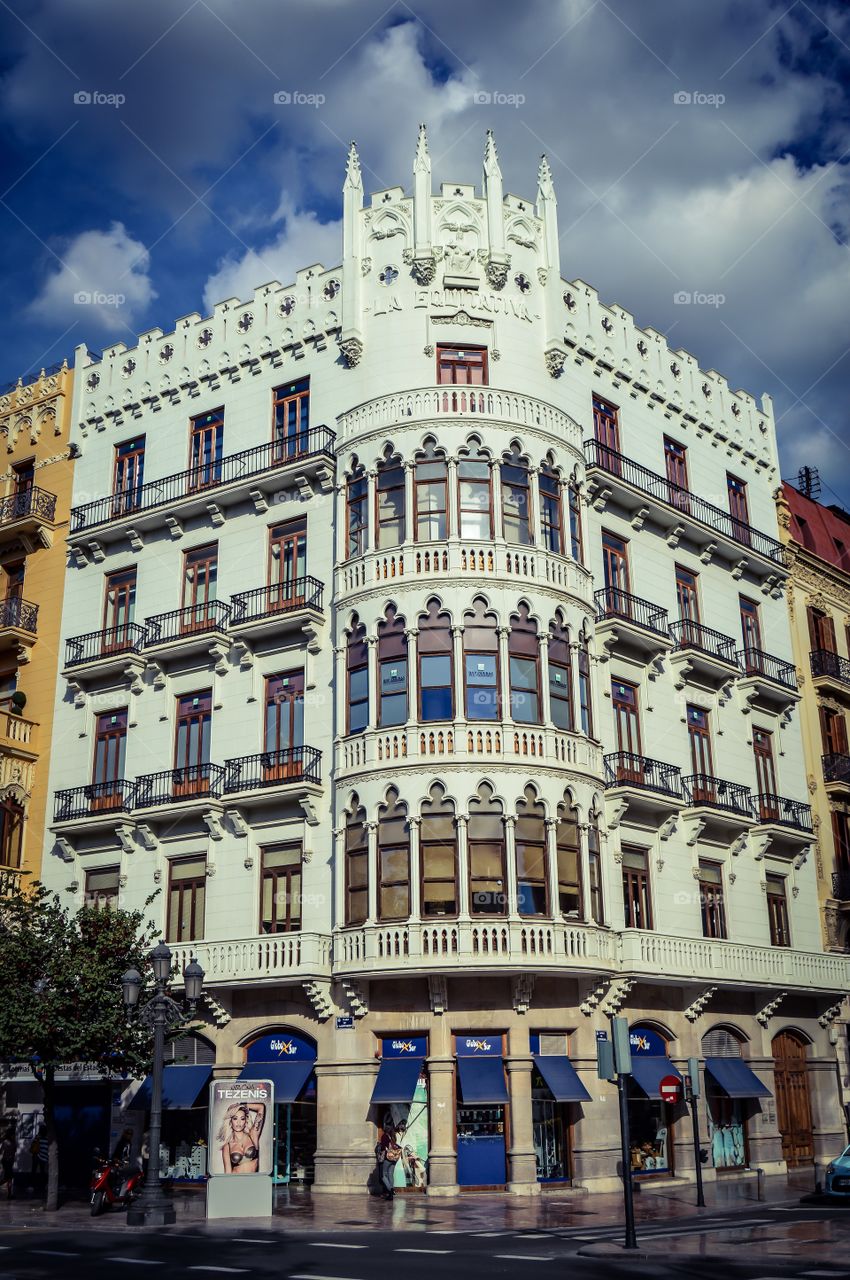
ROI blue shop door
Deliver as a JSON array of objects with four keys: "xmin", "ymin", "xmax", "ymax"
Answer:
[
  {"xmin": 55, "ymin": 1085, "xmax": 111, "ymax": 1192},
  {"xmin": 456, "ymin": 1106, "xmax": 506, "ymax": 1186}
]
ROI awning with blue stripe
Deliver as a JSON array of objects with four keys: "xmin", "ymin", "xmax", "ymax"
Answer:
[
  {"xmin": 457, "ymin": 1055, "xmax": 509, "ymax": 1104},
  {"xmin": 705, "ymin": 1057, "xmax": 771, "ymax": 1099},
  {"xmin": 129, "ymin": 1065, "xmax": 211, "ymax": 1110},
  {"xmin": 238, "ymin": 1060, "xmax": 314, "ymax": 1102},
  {"xmin": 629, "ymin": 1056, "xmax": 682, "ymax": 1100},
  {"xmin": 370, "ymin": 1057, "xmax": 424, "ymax": 1105},
  {"xmin": 533, "ymin": 1055, "xmax": 592, "ymax": 1103}
]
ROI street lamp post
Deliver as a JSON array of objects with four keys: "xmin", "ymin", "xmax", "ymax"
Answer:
[{"xmin": 122, "ymin": 943, "xmax": 204, "ymax": 1228}]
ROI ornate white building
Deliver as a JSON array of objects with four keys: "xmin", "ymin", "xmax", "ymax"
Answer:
[{"xmin": 42, "ymin": 128, "xmax": 849, "ymax": 1197}]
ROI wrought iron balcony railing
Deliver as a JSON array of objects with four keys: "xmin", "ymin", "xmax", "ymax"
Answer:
[
  {"xmin": 133, "ymin": 764, "xmax": 225, "ymax": 808},
  {"xmin": 223, "ymin": 746, "xmax": 322, "ymax": 793},
  {"xmin": 604, "ymin": 752, "xmax": 684, "ymax": 798},
  {"xmin": 594, "ymin": 587, "xmax": 669, "ymax": 636},
  {"xmin": 669, "ymin": 620, "xmax": 739, "ymax": 665},
  {"xmin": 823, "ymin": 753, "xmax": 850, "ymax": 786},
  {"xmin": 0, "ymin": 485, "xmax": 57, "ymax": 526},
  {"xmin": 683, "ymin": 774, "xmax": 755, "ymax": 817},
  {"xmin": 54, "ymin": 780, "xmax": 135, "ymax": 822},
  {"xmin": 0, "ymin": 597, "xmax": 38, "ymax": 634},
  {"xmin": 831, "ymin": 869, "xmax": 850, "ymax": 901},
  {"xmin": 811, "ymin": 648, "xmax": 850, "ymax": 689},
  {"xmin": 64, "ymin": 623, "xmax": 147, "ymax": 668},
  {"xmin": 144, "ymin": 601, "xmax": 232, "ymax": 646},
  {"xmin": 584, "ymin": 440, "xmax": 787, "ymax": 565},
  {"xmin": 70, "ymin": 426, "xmax": 336, "ymax": 533},
  {"xmin": 737, "ymin": 647, "xmax": 798, "ymax": 690},
  {"xmin": 754, "ymin": 793, "xmax": 813, "ymax": 831},
  {"xmin": 230, "ymin": 576, "xmax": 324, "ymax": 625}
]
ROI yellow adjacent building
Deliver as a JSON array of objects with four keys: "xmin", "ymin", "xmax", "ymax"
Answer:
[{"xmin": 0, "ymin": 361, "xmax": 74, "ymax": 889}]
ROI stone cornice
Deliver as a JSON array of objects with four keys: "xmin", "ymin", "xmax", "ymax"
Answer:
[{"xmin": 785, "ymin": 543, "xmax": 850, "ymax": 610}]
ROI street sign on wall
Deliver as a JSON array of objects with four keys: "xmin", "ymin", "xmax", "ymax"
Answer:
[{"xmin": 659, "ymin": 1074, "xmax": 682, "ymax": 1105}]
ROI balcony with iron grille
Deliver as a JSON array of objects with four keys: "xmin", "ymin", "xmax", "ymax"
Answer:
[
  {"xmin": 0, "ymin": 597, "xmax": 38, "ymax": 656},
  {"xmin": 62, "ymin": 623, "xmax": 147, "ymax": 683},
  {"xmin": 823, "ymin": 752, "xmax": 850, "ymax": 795},
  {"xmin": 811, "ymin": 648, "xmax": 850, "ymax": 704},
  {"xmin": 68, "ymin": 427, "xmax": 336, "ymax": 548},
  {"xmin": 669, "ymin": 620, "xmax": 741, "ymax": 689},
  {"xmin": 223, "ymin": 746, "xmax": 322, "ymax": 811},
  {"xmin": 143, "ymin": 601, "xmax": 232, "ymax": 663},
  {"xmin": 133, "ymin": 763, "xmax": 225, "ymax": 816},
  {"xmin": 53, "ymin": 780, "xmax": 135, "ymax": 830},
  {"xmin": 229, "ymin": 577, "xmax": 324, "ymax": 646},
  {"xmin": 0, "ymin": 485, "xmax": 57, "ymax": 546},
  {"xmin": 584, "ymin": 440, "xmax": 787, "ymax": 578},
  {"xmin": 831, "ymin": 868, "xmax": 850, "ymax": 904},
  {"xmin": 603, "ymin": 752, "xmax": 684, "ymax": 825},
  {"xmin": 753, "ymin": 793, "xmax": 814, "ymax": 856},
  {"xmin": 682, "ymin": 773, "xmax": 755, "ymax": 838},
  {"xmin": 737, "ymin": 646, "xmax": 801, "ymax": 713},
  {"xmin": 594, "ymin": 587, "xmax": 673, "ymax": 662}
]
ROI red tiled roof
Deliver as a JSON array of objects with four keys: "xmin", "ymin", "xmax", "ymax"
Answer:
[{"xmin": 783, "ymin": 481, "xmax": 850, "ymax": 574}]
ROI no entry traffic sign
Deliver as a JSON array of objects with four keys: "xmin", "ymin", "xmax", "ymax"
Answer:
[{"xmin": 659, "ymin": 1074, "xmax": 682, "ymax": 1104}]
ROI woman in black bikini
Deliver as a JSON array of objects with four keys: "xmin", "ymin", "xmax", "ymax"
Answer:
[{"xmin": 218, "ymin": 1103, "xmax": 266, "ymax": 1174}]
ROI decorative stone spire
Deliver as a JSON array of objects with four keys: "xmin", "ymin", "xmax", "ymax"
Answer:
[
  {"xmin": 412, "ymin": 123, "xmax": 435, "ymax": 281},
  {"xmin": 414, "ymin": 122, "xmax": 430, "ymax": 176},
  {"xmin": 344, "ymin": 140, "xmax": 362, "ymax": 193},
  {"xmin": 340, "ymin": 140, "xmax": 364, "ymax": 367},
  {"xmin": 483, "ymin": 129, "xmax": 507, "ymax": 274},
  {"xmin": 536, "ymin": 153, "xmax": 559, "ymax": 276},
  {"xmin": 537, "ymin": 154, "xmax": 555, "ymax": 203}
]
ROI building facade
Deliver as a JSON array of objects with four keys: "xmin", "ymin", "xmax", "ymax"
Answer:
[
  {"xmin": 0, "ymin": 361, "xmax": 74, "ymax": 890},
  {"xmin": 40, "ymin": 131, "xmax": 850, "ymax": 1196}
]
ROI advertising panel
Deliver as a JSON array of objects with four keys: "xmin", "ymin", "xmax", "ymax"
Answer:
[{"xmin": 209, "ymin": 1078, "xmax": 273, "ymax": 1177}]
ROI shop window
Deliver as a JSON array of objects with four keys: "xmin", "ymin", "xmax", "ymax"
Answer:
[
  {"xmin": 378, "ymin": 788, "xmax": 410, "ymax": 921},
  {"xmin": 627, "ymin": 1025, "xmax": 675, "ymax": 1176},
  {"xmin": 622, "ymin": 845, "xmax": 652, "ymax": 929},
  {"xmin": 766, "ymin": 873, "xmax": 790, "ymax": 947},
  {"xmin": 167, "ymin": 856, "xmax": 206, "ymax": 942},
  {"xmin": 548, "ymin": 617, "xmax": 573, "ymax": 731},
  {"xmin": 0, "ymin": 797, "xmax": 24, "ymax": 870},
  {"xmin": 468, "ymin": 782, "xmax": 506, "ymax": 915},
  {"xmin": 346, "ymin": 615, "xmax": 369, "ymax": 734},
  {"xmin": 701, "ymin": 1027, "xmax": 749, "ymax": 1169},
  {"xmin": 188, "ymin": 409, "xmax": 224, "ymax": 491},
  {"xmin": 85, "ymin": 866, "xmax": 120, "ymax": 910},
  {"xmin": 420, "ymin": 784, "xmax": 457, "ymax": 917},
  {"xmin": 577, "ymin": 639, "xmax": 593, "ymax": 737},
  {"xmin": 376, "ymin": 451, "xmax": 405, "ymax": 548},
  {"xmin": 539, "ymin": 464, "xmax": 563, "ymax": 553},
  {"xmin": 699, "ymin": 860, "xmax": 727, "ymax": 939},
  {"xmin": 260, "ymin": 843, "xmax": 302, "ymax": 933},
  {"xmin": 463, "ymin": 598, "xmax": 499, "ymax": 720},
  {"xmin": 378, "ymin": 606, "xmax": 408, "ymax": 727},
  {"xmin": 516, "ymin": 785, "xmax": 547, "ymax": 916},
  {"xmin": 272, "ymin": 377, "xmax": 310, "ymax": 459},
  {"xmin": 418, "ymin": 600, "xmax": 453, "ymax": 722},
  {"xmin": 414, "ymin": 443, "xmax": 448, "ymax": 542},
  {"xmin": 501, "ymin": 447, "xmax": 532, "ymax": 545},
  {"xmin": 508, "ymin": 604, "xmax": 540, "ymax": 724},
  {"xmin": 436, "ymin": 344, "xmax": 487, "ymax": 385},
  {"xmin": 345, "ymin": 799, "xmax": 368, "ymax": 926},
  {"xmin": 556, "ymin": 797, "xmax": 582, "ymax": 916},
  {"xmin": 457, "ymin": 443, "xmax": 492, "ymax": 539},
  {"xmin": 346, "ymin": 461, "xmax": 368, "ymax": 558},
  {"xmin": 531, "ymin": 1030, "xmax": 575, "ymax": 1182}
]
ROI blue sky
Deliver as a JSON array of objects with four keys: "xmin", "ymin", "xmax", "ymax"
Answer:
[{"xmin": 1, "ymin": 0, "xmax": 849, "ymax": 498}]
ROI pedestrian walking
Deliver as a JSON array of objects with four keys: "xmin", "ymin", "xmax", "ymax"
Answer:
[{"xmin": 376, "ymin": 1119, "xmax": 402, "ymax": 1200}]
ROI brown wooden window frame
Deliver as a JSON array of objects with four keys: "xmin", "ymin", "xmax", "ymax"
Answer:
[
  {"xmin": 260, "ymin": 842, "xmax": 303, "ymax": 934},
  {"xmin": 436, "ymin": 344, "xmax": 488, "ymax": 385},
  {"xmin": 698, "ymin": 859, "xmax": 727, "ymax": 939},
  {"xmin": 167, "ymin": 855, "xmax": 207, "ymax": 943},
  {"xmin": 622, "ymin": 844, "xmax": 653, "ymax": 930}
]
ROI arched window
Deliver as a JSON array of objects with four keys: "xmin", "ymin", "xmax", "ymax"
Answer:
[
  {"xmin": 508, "ymin": 604, "xmax": 540, "ymax": 723},
  {"xmin": 346, "ymin": 460, "xmax": 368, "ymax": 558},
  {"xmin": 376, "ymin": 451, "xmax": 405, "ymax": 548},
  {"xmin": 539, "ymin": 462, "xmax": 563, "ymax": 553},
  {"xmin": 0, "ymin": 796, "xmax": 24, "ymax": 870},
  {"xmin": 378, "ymin": 606, "xmax": 407, "ymax": 727},
  {"xmin": 463, "ymin": 599, "xmax": 499, "ymax": 721},
  {"xmin": 414, "ymin": 442, "xmax": 448, "ymax": 542},
  {"xmin": 420, "ymin": 784, "xmax": 457, "ymax": 917},
  {"xmin": 468, "ymin": 782, "xmax": 506, "ymax": 915},
  {"xmin": 345, "ymin": 798, "xmax": 368, "ymax": 925},
  {"xmin": 568, "ymin": 482, "xmax": 584, "ymax": 563},
  {"xmin": 346, "ymin": 615, "xmax": 369, "ymax": 734},
  {"xmin": 556, "ymin": 797, "xmax": 582, "ymax": 916},
  {"xmin": 701, "ymin": 1027, "xmax": 744, "ymax": 1058},
  {"xmin": 378, "ymin": 789, "xmax": 410, "ymax": 921},
  {"xmin": 516, "ymin": 785, "xmax": 547, "ymax": 916},
  {"xmin": 165, "ymin": 1032, "xmax": 216, "ymax": 1066},
  {"xmin": 548, "ymin": 616, "xmax": 573, "ymax": 731},
  {"xmin": 578, "ymin": 636, "xmax": 594, "ymax": 737},
  {"xmin": 457, "ymin": 441, "xmax": 492, "ymax": 539},
  {"xmin": 501, "ymin": 446, "xmax": 531, "ymax": 545},
  {"xmin": 587, "ymin": 811, "xmax": 603, "ymax": 923},
  {"xmin": 418, "ymin": 600, "xmax": 453, "ymax": 722}
]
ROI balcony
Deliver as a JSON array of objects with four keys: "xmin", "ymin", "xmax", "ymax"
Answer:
[
  {"xmin": 336, "ymin": 722, "xmax": 603, "ymax": 778},
  {"xmin": 811, "ymin": 649, "xmax": 850, "ymax": 704},
  {"xmin": 63, "ymin": 624, "xmax": 147, "ymax": 681},
  {"xmin": 0, "ymin": 485, "xmax": 57, "ymax": 546},
  {"xmin": 823, "ymin": 752, "xmax": 850, "ymax": 795},
  {"xmin": 0, "ymin": 597, "xmax": 38, "ymax": 656},
  {"xmin": 683, "ymin": 773, "xmax": 755, "ymax": 838},
  {"xmin": 223, "ymin": 747, "xmax": 322, "ymax": 810},
  {"xmin": 669, "ymin": 620, "xmax": 741, "ymax": 689},
  {"xmin": 143, "ymin": 601, "xmax": 232, "ymax": 663},
  {"xmin": 594, "ymin": 588, "xmax": 672, "ymax": 662},
  {"xmin": 737, "ymin": 647, "xmax": 800, "ymax": 713},
  {"xmin": 620, "ymin": 930, "xmax": 850, "ymax": 994},
  {"xmin": 603, "ymin": 752, "xmax": 684, "ymax": 825},
  {"xmin": 584, "ymin": 440, "xmax": 787, "ymax": 577},
  {"xmin": 337, "ymin": 386, "xmax": 579, "ymax": 446},
  {"xmin": 169, "ymin": 932, "xmax": 332, "ymax": 987},
  {"xmin": 229, "ymin": 577, "xmax": 324, "ymax": 644},
  {"xmin": 68, "ymin": 427, "xmax": 336, "ymax": 546},
  {"xmin": 53, "ymin": 780, "xmax": 135, "ymax": 829},
  {"xmin": 133, "ymin": 764, "xmax": 225, "ymax": 814},
  {"xmin": 753, "ymin": 793, "xmax": 814, "ymax": 856}
]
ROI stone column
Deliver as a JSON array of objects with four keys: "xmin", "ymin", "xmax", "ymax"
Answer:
[
  {"xmin": 404, "ymin": 461, "xmax": 415, "ymax": 547},
  {"xmin": 578, "ymin": 822, "xmax": 592, "ymax": 923},
  {"xmin": 506, "ymin": 1029, "xmax": 540, "ymax": 1194},
  {"xmin": 366, "ymin": 635, "xmax": 378, "ymax": 731},
  {"xmin": 504, "ymin": 814, "xmax": 519, "ymax": 918},
  {"xmin": 408, "ymin": 815, "xmax": 422, "ymax": 922},
  {"xmin": 425, "ymin": 1056, "xmax": 458, "ymax": 1195},
  {"xmin": 538, "ymin": 632, "xmax": 551, "ymax": 726},
  {"xmin": 451, "ymin": 625, "xmax": 464, "ymax": 724},
  {"xmin": 446, "ymin": 456, "xmax": 459, "ymax": 538},
  {"xmin": 334, "ymin": 645, "xmax": 347, "ymax": 742},
  {"xmin": 456, "ymin": 814, "xmax": 470, "ymax": 921},
  {"xmin": 497, "ymin": 625, "xmax": 511, "ymax": 723},
  {"xmin": 491, "ymin": 460, "xmax": 503, "ymax": 543},
  {"xmin": 366, "ymin": 469, "xmax": 377, "ymax": 552},
  {"xmin": 366, "ymin": 821, "xmax": 378, "ymax": 924},
  {"xmin": 545, "ymin": 816, "xmax": 560, "ymax": 918},
  {"xmin": 528, "ymin": 466, "xmax": 540, "ymax": 545},
  {"xmin": 405, "ymin": 627, "xmax": 419, "ymax": 727},
  {"xmin": 312, "ymin": 1058, "xmax": 380, "ymax": 1194}
]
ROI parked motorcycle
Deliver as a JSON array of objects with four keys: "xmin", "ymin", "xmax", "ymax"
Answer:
[{"xmin": 90, "ymin": 1154, "xmax": 143, "ymax": 1216}]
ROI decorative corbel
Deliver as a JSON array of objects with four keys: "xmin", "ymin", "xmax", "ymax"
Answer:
[
  {"xmin": 55, "ymin": 836, "xmax": 75, "ymax": 863},
  {"xmin": 302, "ymin": 619, "xmax": 323, "ymax": 655},
  {"xmin": 249, "ymin": 490, "xmax": 269, "ymax": 514},
  {"xmin": 135, "ymin": 823, "xmax": 158, "ymax": 851},
  {"xmin": 756, "ymin": 991, "xmax": 787, "ymax": 1027},
  {"xmin": 145, "ymin": 661, "xmax": 166, "ymax": 691},
  {"xmin": 208, "ymin": 642, "xmax": 229, "ymax": 677},
  {"xmin": 225, "ymin": 808, "xmax": 249, "ymax": 838},
  {"xmin": 164, "ymin": 515, "xmax": 183, "ymax": 539},
  {"xmin": 202, "ymin": 810, "xmax": 224, "ymax": 841},
  {"xmin": 818, "ymin": 1002, "xmax": 843, "ymax": 1028},
  {"xmin": 731, "ymin": 559, "xmax": 749, "ymax": 581},
  {"xmin": 630, "ymin": 506, "xmax": 650, "ymax": 532},
  {"xmin": 698, "ymin": 541, "xmax": 718, "ymax": 565},
  {"xmin": 748, "ymin": 831, "xmax": 771, "ymax": 860},
  {"xmin": 604, "ymin": 796, "xmax": 630, "ymax": 830},
  {"xmin": 115, "ymin": 824, "xmax": 135, "ymax": 855},
  {"xmin": 124, "ymin": 663, "xmax": 145, "ymax": 696},
  {"xmin": 730, "ymin": 831, "xmax": 751, "ymax": 858},
  {"xmin": 428, "ymin": 975, "xmax": 448, "ymax": 1015},
  {"xmin": 67, "ymin": 679, "xmax": 86, "ymax": 710},
  {"xmin": 299, "ymin": 795, "xmax": 320, "ymax": 826},
  {"xmin": 342, "ymin": 980, "xmax": 369, "ymax": 1018},
  {"xmin": 591, "ymin": 485, "xmax": 612, "ymax": 514},
  {"xmin": 68, "ymin": 544, "xmax": 89, "ymax": 568},
  {"xmin": 544, "ymin": 347, "xmax": 567, "ymax": 379},
  {"xmin": 292, "ymin": 474, "xmax": 313, "ymax": 501},
  {"xmin": 303, "ymin": 980, "xmax": 333, "ymax": 1020},
  {"xmin": 87, "ymin": 541, "xmax": 105, "ymax": 563},
  {"xmin": 682, "ymin": 815, "xmax": 707, "ymax": 846},
  {"xmin": 600, "ymin": 978, "xmax": 634, "ymax": 1017},
  {"xmin": 659, "ymin": 815, "xmax": 679, "ymax": 842},
  {"xmin": 665, "ymin": 524, "xmax": 685, "ymax": 549},
  {"xmin": 684, "ymin": 987, "xmax": 717, "ymax": 1022},
  {"xmin": 126, "ymin": 528, "xmax": 144, "ymax": 552},
  {"xmin": 206, "ymin": 502, "xmax": 225, "ymax": 528},
  {"xmin": 512, "ymin": 973, "xmax": 534, "ymax": 1015}
]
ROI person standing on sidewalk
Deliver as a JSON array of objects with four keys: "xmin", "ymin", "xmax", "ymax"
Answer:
[{"xmin": 377, "ymin": 1120, "xmax": 401, "ymax": 1200}]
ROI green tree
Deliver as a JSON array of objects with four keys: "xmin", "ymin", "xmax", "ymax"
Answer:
[{"xmin": 0, "ymin": 880, "xmax": 158, "ymax": 1210}]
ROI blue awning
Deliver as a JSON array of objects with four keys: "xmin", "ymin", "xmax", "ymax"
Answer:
[
  {"xmin": 629, "ymin": 1056, "xmax": 682, "ymax": 1100},
  {"xmin": 238, "ymin": 1060, "xmax": 314, "ymax": 1103},
  {"xmin": 129, "ymin": 1064, "xmax": 211, "ymax": 1110},
  {"xmin": 370, "ymin": 1057, "xmax": 424, "ymax": 1105},
  {"xmin": 533, "ymin": 1055, "xmax": 592, "ymax": 1103},
  {"xmin": 457, "ymin": 1055, "xmax": 509, "ymax": 1104},
  {"xmin": 705, "ymin": 1057, "xmax": 771, "ymax": 1099}
]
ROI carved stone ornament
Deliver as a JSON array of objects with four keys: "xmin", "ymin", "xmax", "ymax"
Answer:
[
  {"xmin": 432, "ymin": 310, "xmax": 491, "ymax": 328},
  {"xmin": 410, "ymin": 256, "xmax": 437, "ymax": 285},
  {"xmin": 545, "ymin": 348, "xmax": 567, "ymax": 378},
  {"xmin": 485, "ymin": 258, "xmax": 509, "ymax": 290},
  {"xmin": 338, "ymin": 336, "xmax": 364, "ymax": 368}
]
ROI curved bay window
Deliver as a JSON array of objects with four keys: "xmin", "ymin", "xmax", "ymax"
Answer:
[
  {"xmin": 556, "ymin": 798, "xmax": 582, "ymax": 916},
  {"xmin": 414, "ymin": 443, "xmax": 448, "ymax": 542},
  {"xmin": 378, "ymin": 606, "xmax": 408, "ymax": 727},
  {"xmin": 0, "ymin": 795, "xmax": 24, "ymax": 869},
  {"xmin": 501, "ymin": 447, "xmax": 532, "ymax": 545},
  {"xmin": 345, "ymin": 799, "xmax": 368, "ymax": 926},
  {"xmin": 420, "ymin": 784, "xmax": 458, "ymax": 918},
  {"xmin": 468, "ymin": 782, "xmax": 506, "ymax": 915},
  {"xmin": 418, "ymin": 600, "xmax": 454, "ymax": 723},
  {"xmin": 516, "ymin": 786, "xmax": 547, "ymax": 916},
  {"xmin": 346, "ymin": 615, "xmax": 369, "ymax": 734},
  {"xmin": 346, "ymin": 461, "xmax": 368, "ymax": 558},
  {"xmin": 539, "ymin": 463, "xmax": 563, "ymax": 554},
  {"xmin": 457, "ymin": 442, "xmax": 493, "ymax": 540},
  {"xmin": 568, "ymin": 482, "xmax": 584, "ymax": 563},
  {"xmin": 464, "ymin": 599, "xmax": 499, "ymax": 721},
  {"xmin": 548, "ymin": 617, "xmax": 574, "ymax": 731},
  {"xmin": 378, "ymin": 789, "xmax": 410, "ymax": 921},
  {"xmin": 376, "ymin": 451, "xmax": 405, "ymax": 548},
  {"xmin": 509, "ymin": 605, "xmax": 540, "ymax": 723}
]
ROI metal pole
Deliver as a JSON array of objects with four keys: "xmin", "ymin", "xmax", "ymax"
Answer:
[
  {"xmin": 690, "ymin": 1089, "xmax": 705, "ymax": 1208},
  {"xmin": 127, "ymin": 987, "xmax": 176, "ymax": 1227},
  {"xmin": 617, "ymin": 1073, "xmax": 638, "ymax": 1250}
]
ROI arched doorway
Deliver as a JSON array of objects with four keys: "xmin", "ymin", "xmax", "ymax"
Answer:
[{"xmin": 772, "ymin": 1030, "xmax": 814, "ymax": 1167}]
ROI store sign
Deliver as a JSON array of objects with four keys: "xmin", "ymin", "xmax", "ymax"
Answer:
[
  {"xmin": 629, "ymin": 1027, "xmax": 668, "ymax": 1056},
  {"xmin": 208, "ymin": 1078, "xmax": 274, "ymax": 1178},
  {"xmin": 382, "ymin": 1036, "xmax": 428, "ymax": 1058},
  {"xmin": 246, "ymin": 1031, "xmax": 316, "ymax": 1062},
  {"xmin": 457, "ymin": 1035, "xmax": 502, "ymax": 1056}
]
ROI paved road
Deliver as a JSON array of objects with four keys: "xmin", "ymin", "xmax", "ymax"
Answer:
[{"xmin": 1, "ymin": 1201, "xmax": 849, "ymax": 1279}]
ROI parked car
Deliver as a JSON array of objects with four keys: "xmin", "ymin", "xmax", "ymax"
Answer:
[{"xmin": 825, "ymin": 1144, "xmax": 850, "ymax": 1198}]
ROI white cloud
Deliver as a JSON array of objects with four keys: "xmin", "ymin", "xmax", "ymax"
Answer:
[{"xmin": 29, "ymin": 221, "xmax": 155, "ymax": 334}]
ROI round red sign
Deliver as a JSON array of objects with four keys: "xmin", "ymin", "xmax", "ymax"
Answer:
[{"xmin": 659, "ymin": 1074, "xmax": 681, "ymax": 1103}]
